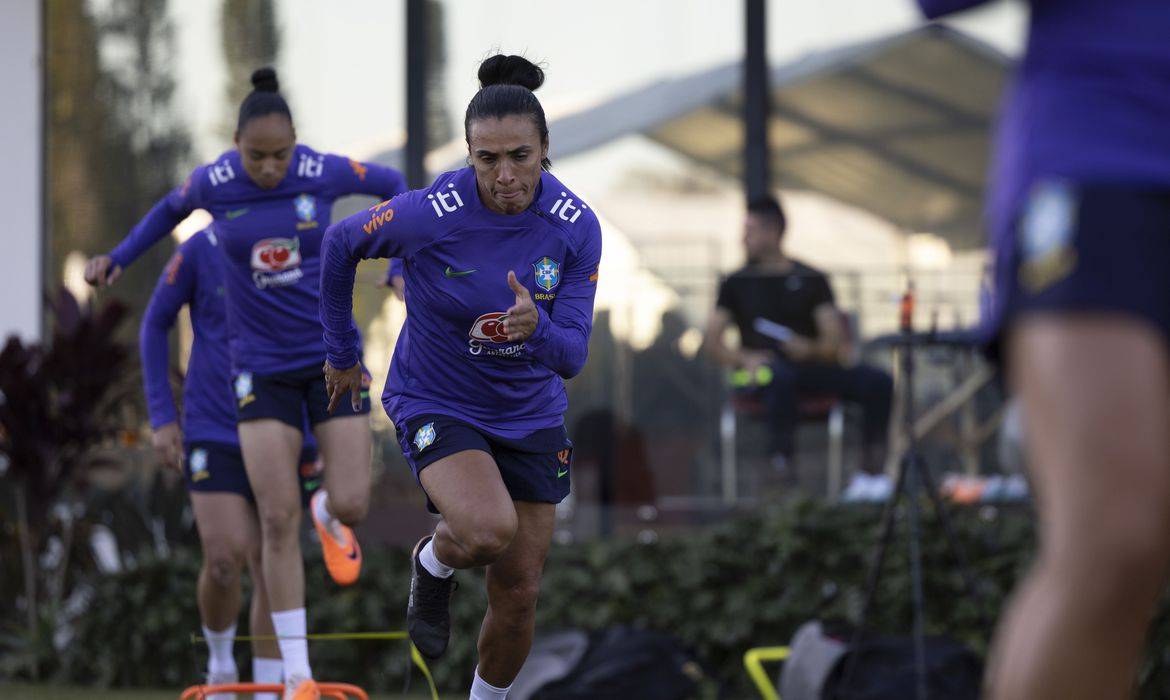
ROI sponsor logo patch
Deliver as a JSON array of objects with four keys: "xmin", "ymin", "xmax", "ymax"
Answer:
[
  {"xmin": 234, "ymin": 372, "xmax": 255, "ymax": 408},
  {"xmin": 293, "ymin": 194, "xmax": 318, "ymax": 230},
  {"xmin": 1019, "ymin": 180, "xmax": 1078, "ymax": 293},
  {"xmin": 413, "ymin": 422, "xmax": 436, "ymax": 452},
  {"xmin": 189, "ymin": 448, "xmax": 210, "ymax": 482},
  {"xmin": 468, "ymin": 312, "xmax": 530, "ymax": 357},
  {"xmin": 444, "ymin": 266, "xmax": 476, "ymax": 278},
  {"xmin": 549, "ymin": 191, "xmax": 588, "ymax": 223},
  {"xmin": 469, "ymin": 312, "xmax": 510, "ymax": 343},
  {"xmin": 428, "ymin": 183, "xmax": 465, "ymax": 218},
  {"xmin": 250, "ymin": 237, "xmax": 304, "ymax": 289},
  {"xmin": 348, "ymin": 159, "xmax": 368, "ymax": 181},
  {"xmin": 533, "ymin": 257, "xmax": 560, "ymax": 292},
  {"xmin": 251, "ymin": 237, "xmax": 301, "ymax": 272},
  {"xmin": 363, "ymin": 207, "xmax": 394, "ymax": 234}
]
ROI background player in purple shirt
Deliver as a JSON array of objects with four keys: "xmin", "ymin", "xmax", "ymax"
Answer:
[
  {"xmin": 88, "ymin": 68, "xmax": 407, "ymax": 699},
  {"xmin": 320, "ymin": 55, "xmax": 601, "ymax": 700},
  {"xmin": 141, "ymin": 226, "xmax": 322, "ymax": 698},
  {"xmin": 921, "ymin": 1, "xmax": 1170, "ymax": 697}
]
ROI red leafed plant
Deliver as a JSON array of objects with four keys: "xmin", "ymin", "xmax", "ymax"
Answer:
[{"xmin": 0, "ymin": 288, "xmax": 134, "ymax": 679}]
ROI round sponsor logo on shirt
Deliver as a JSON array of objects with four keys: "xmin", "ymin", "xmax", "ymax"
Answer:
[
  {"xmin": 469, "ymin": 312, "xmax": 510, "ymax": 343},
  {"xmin": 251, "ymin": 237, "xmax": 302, "ymax": 272}
]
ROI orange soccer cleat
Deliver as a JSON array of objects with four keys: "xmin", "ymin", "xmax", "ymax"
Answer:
[
  {"xmin": 310, "ymin": 491, "xmax": 362, "ymax": 585},
  {"xmin": 284, "ymin": 676, "xmax": 320, "ymax": 700}
]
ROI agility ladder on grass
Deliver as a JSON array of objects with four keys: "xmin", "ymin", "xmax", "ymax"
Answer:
[{"xmin": 183, "ymin": 630, "xmax": 438, "ymax": 700}]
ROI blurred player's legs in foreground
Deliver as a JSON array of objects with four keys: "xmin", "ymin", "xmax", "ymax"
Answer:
[
  {"xmin": 414, "ymin": 450, "xmax": 554, "ymax": 700},
  {"xmin": 241, "ymin": 415, "xmax": 370, "ymax": 699},
  {"xmin": 986, "ymin": 316, "xmax": 1170, "ymax": 699},
  {"xmin": 191, "ymin": 491, "xmax": 283, "ymax": 700}
]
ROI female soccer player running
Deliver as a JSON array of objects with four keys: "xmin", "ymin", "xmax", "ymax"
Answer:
[
  {"xmin": 919, "ymin": 1, "xmax": 1170, "ymax": 698},
  {"xmin": 142, "ymin": 226, "xmax": 321, "ymax": 699},
  {"xmin": 320, "ymin": 55, "xmax": 602, "ymax": 700},
  {"xmin": 88, "ymin": 68, "xmax": 407, "ymax": 699}
]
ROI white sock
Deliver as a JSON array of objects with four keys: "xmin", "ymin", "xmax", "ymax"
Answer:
[
  {"xmin": 271, "ymin": 608, "xmax": 312, "ymax": 681},
  {"xmin": 420, "ymin": 538, "xmax": 454, "ymax": 579},
  {"xmin": 253, "ymin": 656, "xmax": 283, "ymax": 699},
  {"xmin": 313, "ymin": 491, "xmax": 345, "ymax": 544},
  {"xmin": 470, "ymin": 667, "xmax": 510, "ymax": 700},
  {"xmin": 203, "ymin": 623, "xmax": 237, "ymax": 675}
]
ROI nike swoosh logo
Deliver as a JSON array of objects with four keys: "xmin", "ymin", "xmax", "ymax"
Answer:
[
  {"xmin": 225, "ymin": 208, "xmax": 249, "ymax": 220},
  {"xmin": 444, "ymin": 266, "xmax": 477, "ymax": 278},
  {"xmin": 557, "ymin": 468, "xmax": 569, "ymax": 478}
]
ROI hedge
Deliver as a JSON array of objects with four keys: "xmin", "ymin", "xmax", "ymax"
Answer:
[{"xmin": 24, "ymin": 499, "xmax": 1170, "ymax": 697}]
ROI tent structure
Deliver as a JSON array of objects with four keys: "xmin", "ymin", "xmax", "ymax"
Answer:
[{"xmin": 379, "ymin": 24, "xmax": 1009, "ymax": 251}]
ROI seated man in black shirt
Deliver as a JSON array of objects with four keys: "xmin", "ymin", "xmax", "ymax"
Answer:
[{"xmin": 704, "ymin": 196, "xmax": 893, "ymax": 495}]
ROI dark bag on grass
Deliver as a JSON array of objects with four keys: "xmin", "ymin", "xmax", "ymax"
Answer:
[
  {"xmin": 779, "ymin": 620, "xmax": 982, "ymax": 700},
  {"xmin": 527, "ymin": 626, "xmax": 702, "ymax": 700},
  {"xmin": 822, "ymin": 630, "xmax": 983, "ymax": 700}
]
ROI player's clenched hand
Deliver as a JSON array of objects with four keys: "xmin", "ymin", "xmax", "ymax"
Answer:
[
  {"xmin": 504, "ymin": 270, "xmax": 538, "ymax": 342},
  {"xmin": 151, "ymin": 422, "xmax": 184, "ymax": 472},
  {"xmin": 324, "ymin": 360, "xmax": 364, "ymax": 414},
  {"xmin": 85, "ymin": 255, "xmax": 123, "ymax": 287}
]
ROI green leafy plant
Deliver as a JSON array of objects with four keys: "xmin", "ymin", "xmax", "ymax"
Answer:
[
  {"xmin": 40, "ymin": 495, "xmax": 1170, "ymax": 697},
  {"xmin": 49, "ymin": 500, "xmax": 1044, "ymax": 696}
]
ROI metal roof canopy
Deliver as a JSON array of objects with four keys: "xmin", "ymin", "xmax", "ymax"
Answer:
[
  {"xmin": 551, "ymin": 24, "xmax": 1007, "ymax": 250},
  {"xmin": 379, "ymin": 24, "xmax": 1008, "ymax": 250}
]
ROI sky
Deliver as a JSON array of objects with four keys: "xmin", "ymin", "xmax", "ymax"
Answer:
[{"xmin": 170, "ymin": 0, "xmax": 1025, "ymax": 163}]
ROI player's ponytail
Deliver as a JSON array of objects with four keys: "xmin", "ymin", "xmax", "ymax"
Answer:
[
  {"xmin": 465, "ymin": 55, "xmax": 551, "ymax": 170},
  {"xmin": 237, "ymin": 67, "xmax": 293, "ymax": 133}
]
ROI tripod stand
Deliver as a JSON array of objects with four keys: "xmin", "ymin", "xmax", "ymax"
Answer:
[{"xmin": 841, "ymin": 288, "xmax": 990, "ymax": 700}]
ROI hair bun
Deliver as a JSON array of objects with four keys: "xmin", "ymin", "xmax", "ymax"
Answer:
[
  {"xmin": 477, "ymin": 55, "xmax": 544, "ymax": 91},
  {"xmin": 250, "ymin": 67, "xmax": 280, "ymax": 93}
]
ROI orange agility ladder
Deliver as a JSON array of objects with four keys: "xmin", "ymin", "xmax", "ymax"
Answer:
[{"xmin": 179, "ymin": 682, "xmax": 368, "ymax": 700}]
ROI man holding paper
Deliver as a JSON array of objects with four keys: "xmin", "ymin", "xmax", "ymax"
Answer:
[{"xmin": 704, "ymin": 196, "xmax": 893, "ymax": 499}]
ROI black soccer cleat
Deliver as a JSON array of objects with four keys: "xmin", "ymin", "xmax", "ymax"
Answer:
[{"xmin": 407, "ymin": 535, "xmax": 457, "ymax": 659}]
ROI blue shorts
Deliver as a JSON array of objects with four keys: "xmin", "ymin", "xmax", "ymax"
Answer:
[
  {"xmin": 988, "ymin": 182, "xmax": 1170, "ymax": 360},
  {"xmin": 185, "ymin": 440, "xmax": 322, "ymax": 507},
  {"xmin": 234, "ymin": 362, "xmax": 371, "ymax": 430},
  {"xmin": 395, "ymin": 414, "xmax": 573, "ymax": 515}
]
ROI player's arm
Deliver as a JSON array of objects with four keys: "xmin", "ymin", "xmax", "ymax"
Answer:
[
  {"xmin": 780, "ymin": 275, "xmax": 843, "ymax": 363},
  {"xmin": 320, "ymin": 191, "xmax": 429, "ymax": 410},
  {"xmin": 327, "ymin": 154, "xmax": 409, "ymax": 201},
  {"xmin": 808, "ymin": 303, "xmax": 846, "ymax": 363},
  {"xmin": 88, "ymin": 167, "xmax": 203, "ymax": 286},
  {"xmin": 139, "ymin": 241, "xmax": 196, "ymax": 470},
  {"xmin": 703, "ymin": 279, "xmax": 772, "ymax": 371},
  {"xmin": 705, "ymin": 307, "xmax": 745, "ymax": 367},
  {"xmin": 917, "ymin": 0, "xmax": 990, "ymax": 19},
  {"xmin": 516, "ymin": 217, "xmax": 603, "ymax": 379}
]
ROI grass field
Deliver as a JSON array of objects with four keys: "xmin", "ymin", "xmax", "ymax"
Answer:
[{"xmin": 0, "ymin": 684, "xmax": 448, "ymax": 699}]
